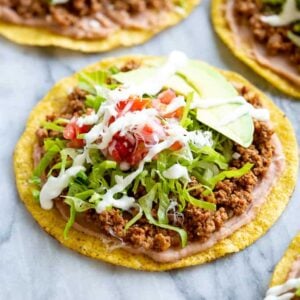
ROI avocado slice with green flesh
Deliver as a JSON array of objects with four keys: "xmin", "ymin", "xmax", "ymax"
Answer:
[
  {"xmin": 177, "ymin": 61, "xmax": 254, "ymax": 147},
  {"xmin": 112, "ymin": 61, "xmax": 254, "ymax": 148}
]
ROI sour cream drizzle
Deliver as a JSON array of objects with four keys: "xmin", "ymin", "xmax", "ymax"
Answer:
[
  {"xmin": 163, "ymin": 164, "xmax": 191, "ymax": 181},
  {"xmin": 40, "ymin": 149, "xmax": 89, "ymax": 209},
  {"xmin": 260, "ymin": 0, "xmax": 300, "ymax": 26},
  {"xmin": 218, "ymin": 103, "xmax": 269, "ymax": 126},
  {"xmin": 191, "ymin": 95, "xmax": 269, "ymax": 126},
  {"xmin": 264, "ymin": 278, "xmax": 300, "ymax": 300}
]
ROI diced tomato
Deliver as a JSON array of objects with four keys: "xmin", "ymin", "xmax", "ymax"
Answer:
[
  {"xmin": 164, "ymin": 107, "xmax": 183, "ymax": 119},
  {"xmin": 63, "ymin": 121, "xmax": 91, "ymax": 148},
  {"xmin": 68, "ymin": 139, "xmax": 85, "ymax": 148},
  {"xmin": 142, "ymin": 124, "xmax": 153, "ymax": 135},
  {"xmin": 108, "ymin": 116, "xmax": 115, "ymax": 125},
  {"xmin": 130, "ymin": 142, "xmax": 147, "ymax": 166},
  {"xmin": 109, "ymin": 133, "xmax": 135, "ymax": 163},
  {"xmin": 130, "ymin": 98, "xmax": 150, "ymax": 111},
  {"xmin": 169, "ymin": 141, "xmax": 183, "ymax": 151},
  {"xmin": 116, "ymin": 100, "xmax": 129, "ymax": 112},
  {"xmin": 63, "ymin": 122, "xmax": 77, "ymax": 140},
  {"xmin": 158, "ymin": 89, "xmax": 176, "ymax": 104}
]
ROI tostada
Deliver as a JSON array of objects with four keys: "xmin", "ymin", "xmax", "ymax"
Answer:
[
  {"xmin": 0, "ymin": 0, "xmax": 199, "ymax": 52},
  {"xmin": 14, "ymin": 52, "xmax": 298, "ymax": 270}
]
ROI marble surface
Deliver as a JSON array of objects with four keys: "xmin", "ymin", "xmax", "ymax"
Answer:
[{"xmin": 1, "ymin": 0, "xmax": 300, "ymax": 299}]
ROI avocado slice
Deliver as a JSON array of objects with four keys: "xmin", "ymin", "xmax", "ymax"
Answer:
[
  {"xmin": 177, "ymin": 61, "xmax": 254, "ymax": 147},
  {"xmin": 112, "ymin": 61, "xmax": 254, "ymax": 148}
]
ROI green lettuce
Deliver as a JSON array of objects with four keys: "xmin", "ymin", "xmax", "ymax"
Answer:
[
  {"xmin": 208, "ymin": 162, "xmax": 253, "ymax": 188},
  {"xmin": 139, "ymin": 185, "xmax": 188, "ymax": 247}
]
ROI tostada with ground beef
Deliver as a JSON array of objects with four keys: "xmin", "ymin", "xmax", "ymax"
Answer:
[
  {"xmin": 14, "ymin": 52, "xmax": 298, "ymax": 270},
  {"xmin": 212, "ymin": 0, "xmax": 300, "ymax": 98},
  {"xmin": 0, "ymin": 0, "xmax": 199, "ymax": 52},
  {"xmin": 264, "ymin": 233, "xmax": 300, "ymax": 300}
]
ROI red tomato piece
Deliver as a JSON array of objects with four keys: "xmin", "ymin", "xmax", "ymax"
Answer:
[
  {"xmin": 130, "ymin": 142, "xmax": 148, "ymax": 166},
  {"xmin": 169, "ymin": 141, "xmax": 183, "ymax": 151},
  {"xmin": 63, "ymin": 121, "xmax": 91, "ymax": 148},
  {"xmin": 63, "ymin": 122, "xmax": 77, "ymax": 140},
  {"xmin": 158, "ymin": 89, "xmax": 176, "ymax": 104},
  {"xmin": 109, "ymin": 133, "xmax": 135, "ymax": 163},
  {"xmin": 130, "ymin": 98, "xmax": 151, "ymax": 111},
  {"xmin": 116, "ymin": 100, "xmax": 129, "ymax": 112},
  {"xmin": 164, "ymin": 107, "xmax": 184, "ymax": 119}
]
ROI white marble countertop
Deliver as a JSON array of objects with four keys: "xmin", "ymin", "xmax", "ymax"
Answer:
[{"xmin": 1, "ymin": 0, "xmax": 299, "ymax": 299}]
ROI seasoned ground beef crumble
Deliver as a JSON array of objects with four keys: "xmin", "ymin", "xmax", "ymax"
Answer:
[{"xmin": 35, "ymin": 60, "xmax": 275, "ymax": 252}]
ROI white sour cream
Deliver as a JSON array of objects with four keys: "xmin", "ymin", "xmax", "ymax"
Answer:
[
  {"xmin": 264, "ymin": 278, "xmax": 300, "ymax": 300},
  {"xmin": 163, "ymin": 164, "xmax": 191, "ymax": 181},
  {"xmin": 77, "ymin": 112, "xmax": 98, "ymax": 127},
  {"xmin": 191, "ymin": 96, "xmax": 245, "ymax": 109},
  {"xmin": 261, "ymin": 0, "xmax": 300, "ymax": 26},
  {"xmin": 40, "ymin": 148, "xmax": 89, "ymax": 210},
  {"xmin": 40, "ymin": 165, "xmax": 85, "ymax": 210},
  {"xmin": 219, "ymin": 103, "xmax": 270, "ymax": 126}
]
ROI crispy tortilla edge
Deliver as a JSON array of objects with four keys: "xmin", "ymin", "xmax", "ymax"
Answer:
[
  {"xmin": 0, "ymin": 0, "xmax": 200, "ymax": 52},
  {"xmin": 269, "ymin": 234, "xmax": 300, "ymax": 286},
  {"xmin": 14, "ymin": 55, "xmax": 298, "ymax": 271},
  {"xmin": 211, "ymin": 0, "xmax": 300, "ymax": 99}
]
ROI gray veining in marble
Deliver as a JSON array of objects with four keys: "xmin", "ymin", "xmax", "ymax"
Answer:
[{"xmin": 0, "ymin": 0, "xmax": 299, "ymax": 299}]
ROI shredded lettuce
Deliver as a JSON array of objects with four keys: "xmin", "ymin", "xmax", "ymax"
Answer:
[
  {"xmin": 89, "ymin": 160, "xmax": 117, "ymax": 189},
  {"xmin": 63, "ymin": 199, "xmax": 76, "ymax": 239},
  {"xmin": 157, "ymin": 183, "xmax": 170, "ymax": 224},
  {"xmin": 78, "ymin": 70, "xmax": 108, "ymax": 95},
  {"xmin": 125, "ymin": 205, "xmax": 143, "ymax": 231},
  {"xmin": 33, "ymin": 144, "xmax": 61, "ymax": 177},
  {"xmin": 180, "ymin": 92, "xmax": 193, "ymax": 128},
  {"xmin": 67, "ymin": 171, "xmax": 89, "ymax": 197},
  {"xmin": 42, "ymin": 122, "xmax": 64, "ymax": 132},
  {"xmin": 32, "ymin": 189, "xmax": 40, "ymax": 202},
  {"xmin": 43, "ymin": 138, "xmax": 66, "ymax": 152},
  {"xmin": 296, "ymin": 286, "xmax": 300, "ymax": 297},
  {"xmin": 208, "ymin": 162, "xmax": 253, "ymax": 188},
  {"xmin": 175, "ymin": 181, "xmax": 216, "ymax": 211},
  {"xmin": 139, "ymin": 185, "xmax": 188, "ymax": 247},
  {"xmin": 85, "ymin": 95, "xmax": 106, "ymax": 111},
  {"xmin": 189, "ymin": 144, "xmax": 228, "ymax": 169},
  {"xmin": 78, "ymin": 69, "xmax": 119, "ymax": 97},
  {"xmin": 29, "ymin": 175, "xmax": 41, "ymax": 186},
  {"xmin": 64, "ymin": 196, "xmax": 96, "ymax": 212}
]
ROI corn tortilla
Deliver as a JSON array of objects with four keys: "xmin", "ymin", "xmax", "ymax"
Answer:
[
  {"xmin": 211, "ymin": 0, "xmax": 300, "ymax": 99},
  {"xmin": 0, "ymin": 0, "xmax": 199, "ymax": 52},
  {"xmin": 269, "ymin": 234, "xmax": 300, "ymax": 287},
  {"xmin": 14, "ymin": 55, "xmax": 298, "ymax": 271}
]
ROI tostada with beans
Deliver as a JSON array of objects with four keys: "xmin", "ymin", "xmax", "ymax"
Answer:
[
  {"xmin": 14, "ymin": 52, "xmax": 298, "ymax": 270},
  {"xmin": 265, "ymin": 233, "xmax": 300, "ymax": 300},
  {"xmin": 212, "ymin": 0, "xmax": 300, "ymax": 98},
  {"xmin": 0, "ymin": 0, "xmax": 200, "ymax": 52}
]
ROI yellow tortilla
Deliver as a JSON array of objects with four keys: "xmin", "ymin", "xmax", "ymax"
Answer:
[
  {"xmin": 0, "ymin": 0, "xmax": 199, "ymax": 52},
  {"xmin": 269, "ymin": 234, "xmax": 300, "ymax": 286},
  {"xmin": 211, "ymin": 0, "xmax": 300, "ymax": 99},
  {"xmin": 14, "ymin": 55, "xmax": 298, "ymax": 271}
]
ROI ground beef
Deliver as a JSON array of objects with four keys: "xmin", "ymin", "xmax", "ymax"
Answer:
[
  {"xmin": 120, "ymin": 59, "xmax": 141, "ymax": 72},
  {"xmin": 36, "ymin": 60, "xmax": 276, "ymax": 252},
  {"xmin": 233, "ymin": 0, "xmax": 300, "ymax": 69}
]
